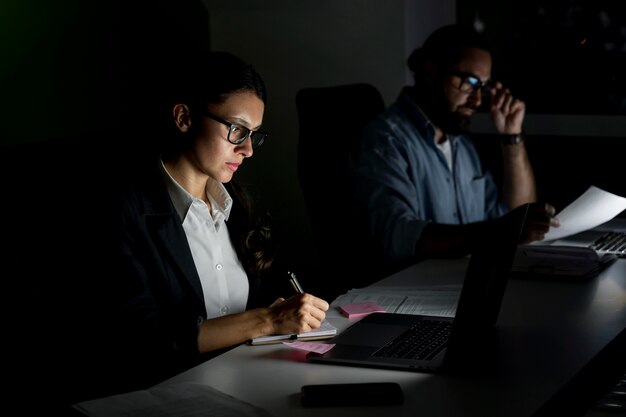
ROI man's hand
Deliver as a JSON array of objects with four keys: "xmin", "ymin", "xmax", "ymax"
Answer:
[
  {"xmin": 519, "ymin": 202, "xmax": 560, "ymax": 244},
  {"xmin": 488, "ymin": 81, "xmax": 526, "ymax": 135}
]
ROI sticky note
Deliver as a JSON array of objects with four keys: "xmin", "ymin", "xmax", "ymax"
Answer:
[
  {"xmin": 338, "ymin": 301, "xmax": 386, "ymax": 319},
  {"xmin": 284, "ymin": 341, "xmax": 335, "ymax": 354}
]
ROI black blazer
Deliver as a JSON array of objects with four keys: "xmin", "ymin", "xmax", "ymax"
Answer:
[
  {"xmin": 9, "ymin": 142, "xmax": 273, "ymax": 409},
  {"xmin": 98, "ymin": 163, "xmax": 263, "ymax": 394}
]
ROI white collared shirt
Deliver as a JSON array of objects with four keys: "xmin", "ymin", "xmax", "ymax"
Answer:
[{"xmin": 160, "ymin": 161, "xmax": 249, "ymax": 318}]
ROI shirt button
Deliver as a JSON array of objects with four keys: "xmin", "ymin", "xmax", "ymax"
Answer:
[
  {"xmin": 220, "ymin": 306, "xmax": 229, "ymax": 315},
  {"xmin": 216, "ymin": 264, "xmax": 223, "ymax": 271}
]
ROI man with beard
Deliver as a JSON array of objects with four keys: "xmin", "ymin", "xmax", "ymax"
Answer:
[{"xmin": 349, "ymin": 24, "xmax": 558, "ymax": 275}]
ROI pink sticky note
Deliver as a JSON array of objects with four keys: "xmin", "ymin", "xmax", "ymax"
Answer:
[
  {"xmin": 284, "ymin": 341, "xmax": 335, "ymax": 354},
  {"xmin": 338, "ymin": 301, "xmax": 386, "ymax": 319}
]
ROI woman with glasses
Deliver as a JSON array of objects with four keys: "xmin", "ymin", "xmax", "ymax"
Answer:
[
  {"xmin": 350, "ymin": 24, "xmax": 559, "ymax": 274},
  {"xmin": 100, "ymin": 51, "xmax": 329, "ymax": 394}
]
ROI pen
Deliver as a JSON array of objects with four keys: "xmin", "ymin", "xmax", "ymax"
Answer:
[{"xmin": 288, "ymin": 271, "xmax": 304, "ymax": 294}]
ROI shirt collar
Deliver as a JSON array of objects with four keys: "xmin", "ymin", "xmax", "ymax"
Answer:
[
  {"xmin": 396, "ymin": 87, "xmax": 461, "ymax": 146},
  {"xmin": 159, "ymin": 160, "xmax": 233, "ymax": 223}
]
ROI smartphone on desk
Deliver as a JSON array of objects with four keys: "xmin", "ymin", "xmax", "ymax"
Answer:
[{"xmin": 300, "ymin": 382, "xmax": 403, "ymax": 407}]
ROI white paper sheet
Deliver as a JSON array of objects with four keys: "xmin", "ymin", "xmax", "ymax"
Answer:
[
  {"xmin": 542, "ymin": 185, "xmax": 626, "ymax": 242},
  {"xmin": 72, "ymin": 382, "xmax": 277, "ymax": 417},
  {"xmin": 331, "ymin": 287, "xmax": 460, "ymax": 318}
]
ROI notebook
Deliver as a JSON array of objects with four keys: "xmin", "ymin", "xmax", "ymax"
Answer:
[
  {"xmin": 248, "ymin": 319, "xmax": 336, "ymax": 345},
  {"xmin": 306, "ymin": 204, "xmax": 529, "ymax": 373}
]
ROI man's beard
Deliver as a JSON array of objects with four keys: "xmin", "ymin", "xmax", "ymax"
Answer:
[
  {"xmin": 432, "ymin": 107, "xmax": 473, "ymax": 135},
  {"xmin": 426, "ymin": 90, "xmax": 475, "ymax": 135}
]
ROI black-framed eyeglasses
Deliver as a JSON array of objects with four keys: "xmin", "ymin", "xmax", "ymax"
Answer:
[
  {"xmin": 449, "ymin": 70, "xmax": 493, "ymax": 95},
  {"xmin": 203, "ymin": 112, "xmax": 267, "ymax": 148}
]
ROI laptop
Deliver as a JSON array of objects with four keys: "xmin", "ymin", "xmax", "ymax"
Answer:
[
  {"xmin": 510, "ymin": 219, "xmax": 625, "ymax": 282},
  {"xmin": 545, "ymin": 228, "xmax": 626, "ymax": 258},
  {"xmin": 306, "ymin": 204, "xmax": 529, "ymax": 373}
]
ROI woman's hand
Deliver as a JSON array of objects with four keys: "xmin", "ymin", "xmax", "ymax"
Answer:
[{"xmin": 268, "ymin": 293, "xmax": 329, "ymax": 335}]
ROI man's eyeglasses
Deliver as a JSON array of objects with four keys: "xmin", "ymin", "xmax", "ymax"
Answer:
[
  {"xmin": 203, "ymin": 112, "xmax": 267, "ymax": 148},
  {"xmin": 449, "ymin": 70, "xmax": 493, "ymax": 96}
]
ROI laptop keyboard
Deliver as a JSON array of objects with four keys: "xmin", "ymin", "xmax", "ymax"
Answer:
[
  {"xmin": 591, "ymin": 232, "xmax": 626, "ymax": 257},
  {"xmin": 372, "ymin": 319, "xmax": 452, "ymax": 361},
  {"xmin": 582, "ymin": 370, "xmax": 626, "ymax": 416}
]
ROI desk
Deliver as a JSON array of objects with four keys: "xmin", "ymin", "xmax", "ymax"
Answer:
[{"xmin": 162, "ymin": 257, "xmax": 626, "ymax": 417}]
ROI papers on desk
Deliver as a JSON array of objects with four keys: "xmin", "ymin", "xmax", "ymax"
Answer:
[
  {"xmin": 512, "ymin": 245, "xmax": 616, "ymax": 281},
  {"xmin": 248, "ymin": 319, "xmax": 337, "ymax": 345},
  {"xmin": 72, "ymin": 381, "xmax": 277, "ymax": 417},
  {"xmin": 515, "ymin": 185, "xmax": 625, "ymax": 281},
  {"xmin": 542, "ymin": 185, "xmax": 626, "ymax": 242},
  {"xmin": 331, "ymin": 286, "xmax": 461, "ymax": 318}
]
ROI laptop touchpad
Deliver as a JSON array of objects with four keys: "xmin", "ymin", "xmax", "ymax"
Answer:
[{"xmin": 334, "ymin": 324, "xmax": 408, "ymax": 347}]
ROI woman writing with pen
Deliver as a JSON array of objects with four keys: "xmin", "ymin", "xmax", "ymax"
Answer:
[{"xmin": 88, "ymin": 51, "xmax": 329, "ymax": 399}]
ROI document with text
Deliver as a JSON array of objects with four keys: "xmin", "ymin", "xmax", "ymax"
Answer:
[{"xmin": 331, "ymin": 285, "xmax": 461, "ymax": 318}]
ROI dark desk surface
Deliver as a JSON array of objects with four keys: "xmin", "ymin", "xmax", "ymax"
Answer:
[{"xmin": 160, "ymin": 255, "xmax": 626, "ymax": 417}]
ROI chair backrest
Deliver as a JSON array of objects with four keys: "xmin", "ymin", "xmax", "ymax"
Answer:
[{"xmin": 295, "ymin": 83, "xmax": 386, "ymax": 298}]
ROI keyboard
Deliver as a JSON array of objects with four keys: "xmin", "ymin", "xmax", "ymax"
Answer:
[
  {"xmin": 582, "ymin": 370, "xmax": 626, "ymax": 416},
  {"xmin": 373, "ymin": 319, "xmax": 451, "ymax": 361},
  {"xmin": 591, "ymin": 232, "xmax": 626, "ymax": 258}
]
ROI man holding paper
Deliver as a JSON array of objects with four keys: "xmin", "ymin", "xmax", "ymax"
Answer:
[{"xmin": 350, "ymin": 24, "xmax": 560, "ymax": 274}]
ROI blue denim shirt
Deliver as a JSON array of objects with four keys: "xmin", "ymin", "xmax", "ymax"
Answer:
[{"xmin": 350, "ymin": 88, "xmax": 507, "ymax": 266}]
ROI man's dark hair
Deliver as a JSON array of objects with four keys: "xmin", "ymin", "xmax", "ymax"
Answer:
[{"xmin": 408, "ymin": 24, "xmax": 493, "ymax": 72}]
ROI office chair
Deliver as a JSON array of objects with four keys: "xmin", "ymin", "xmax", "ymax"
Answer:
[{"xmin": 295, "ymin": 83, "xmax": 386, "ymax": 299}]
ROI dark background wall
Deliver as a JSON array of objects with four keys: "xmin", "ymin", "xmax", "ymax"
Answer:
[
  {"xmin": 2, "ymin": 0, "xmax": 625, "ymax": 284},
  {"xmin": 2, "ymin": 1, "xmax": 624, "ymax": 411},
  {"xmin": 1, "ymin": 1, "xmax": 118, "ymax": 144},
  {"xmin": 458, "ymin": 0, "xmax": 626, "ymax": 115}
]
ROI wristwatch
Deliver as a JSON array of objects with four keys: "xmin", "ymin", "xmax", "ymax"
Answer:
[{"xmin": 501, "ymin": 133, "xmax": 525, "ymax": 145}]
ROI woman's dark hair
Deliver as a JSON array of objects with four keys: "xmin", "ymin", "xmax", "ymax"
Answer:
[
  {"xmin": 225, "ymin": 181, "xmax": 277, "ymax": 283},
  {"xmin": 173, "ymin": 51, "xmax": 267, "ymax": 108},
  {"xmin": 159, "ymin": 51, "xmax": 266, "ymax": 156},
  {"xmin": 407, "ymin": 24, "xmax": 493, "ymax": 76}
]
